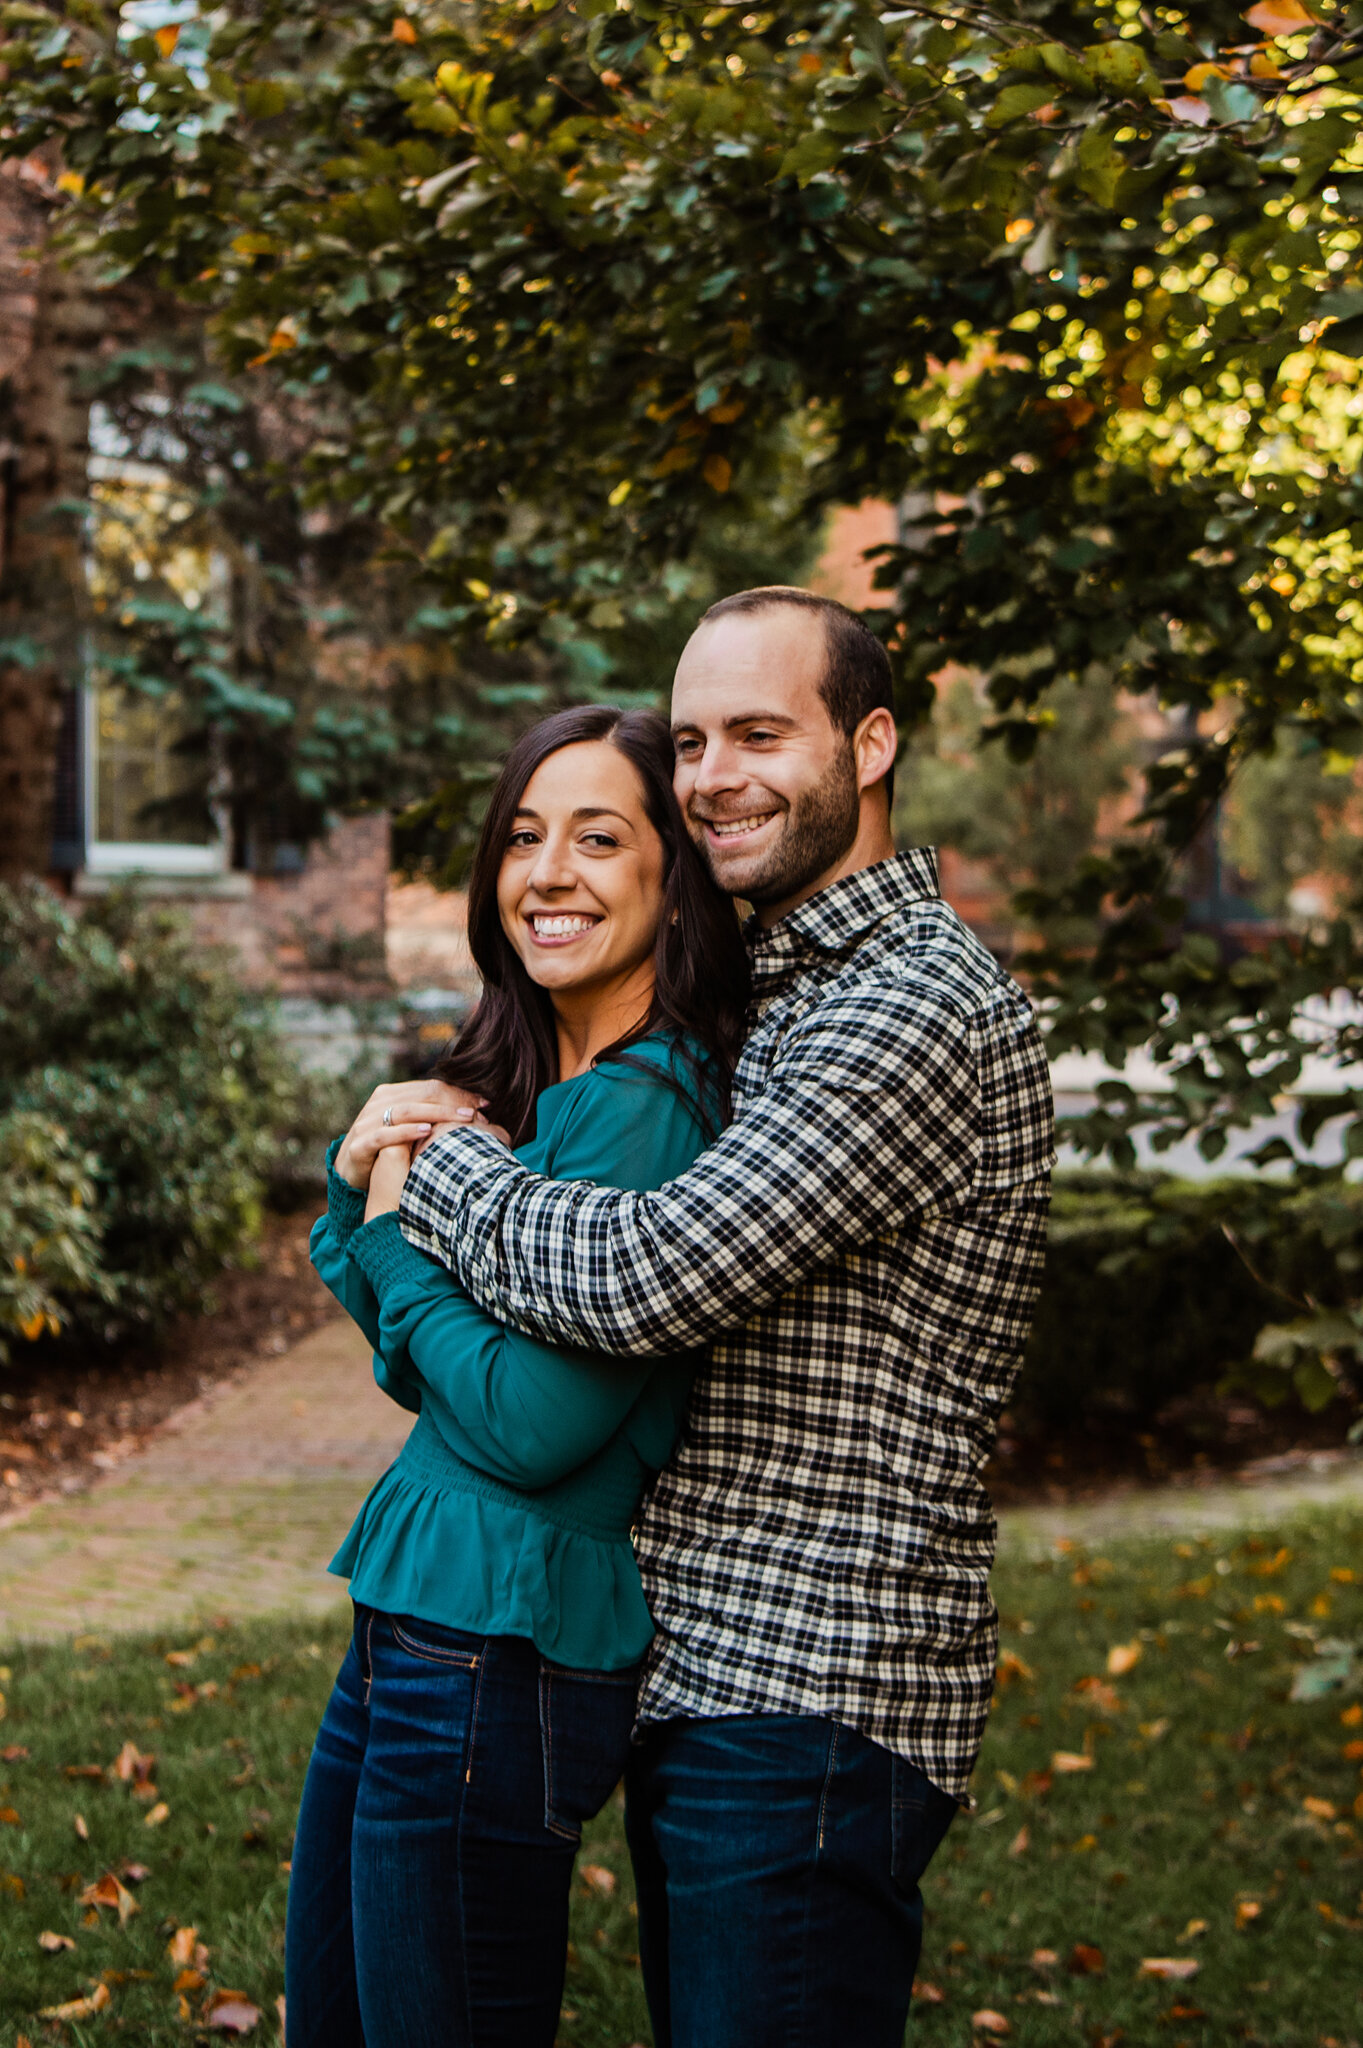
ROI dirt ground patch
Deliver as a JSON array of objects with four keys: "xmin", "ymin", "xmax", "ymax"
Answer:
[{"xmin": 0, "ymin": 1210, "xmax": 339, "ymax": 1519}]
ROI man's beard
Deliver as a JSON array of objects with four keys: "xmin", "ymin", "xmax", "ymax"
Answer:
[{"xmin": 696, "ymin": 743, "xmax": 861, "ymax": 907}]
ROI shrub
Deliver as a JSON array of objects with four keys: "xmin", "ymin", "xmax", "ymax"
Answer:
[
  {"xmin": 1018, "ymin": 1171, "xmax": 1363, "ymax": 1436},
  {"xmin": 0, "ymin": 884, "xmax": 297, "ymax": 1338},
  {"xmin": 0, "ymin": 1113, "xmax": 107, "ymax": 1363}
]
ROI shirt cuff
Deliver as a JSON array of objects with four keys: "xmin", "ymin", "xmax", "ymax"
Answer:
[
  {"xmin": 399, "ymin": 1125, "xmax": 522, "ymax": 1249},
  {"xmin": 325, "ymin": 1136, "xmax": 368, "ymax": 1248},
  {"xmin": 348, "ymin": 1211, "xmax": 439, "ymax": 1301}
]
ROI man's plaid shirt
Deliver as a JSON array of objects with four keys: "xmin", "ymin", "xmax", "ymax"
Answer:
[{"xmin": 401, "ymin": 850, "xmax": 1054, "ymax": 1801}]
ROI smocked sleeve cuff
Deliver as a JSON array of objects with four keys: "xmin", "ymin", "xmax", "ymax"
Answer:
[
  {"xmin": 325, "ymin": 1136, "xmax": 368, "ymax": 1249},
  {"xmin": 348, "ymin": 1210, "xmax": 439, "ymax": 1302}
]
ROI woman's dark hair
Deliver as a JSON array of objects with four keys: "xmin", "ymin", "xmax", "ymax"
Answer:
[{"xmin": 432, "ymin": 705, "xmax": 750, "ymax": 1145}]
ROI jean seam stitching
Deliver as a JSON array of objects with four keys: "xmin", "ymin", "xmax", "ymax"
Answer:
[
  {"xmin": 540, "ymin": 1670, "xmax": 580, "ymax": 1843},
  {"xmin": 360, "ymin": 1608, "xmax": 374, "ymax": 1707},
  {"xmin": 815, "ymin": 1721, "xmax": 840, "ymax": 1857},
  {"xmin": 390, "ymin": 1620, "xmax": 481, "ymax": 1670}
]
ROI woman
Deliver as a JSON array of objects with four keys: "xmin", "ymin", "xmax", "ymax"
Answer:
[{"xmin": 285, "ymin": 706, "xmax": 749, "ymax": 2048}]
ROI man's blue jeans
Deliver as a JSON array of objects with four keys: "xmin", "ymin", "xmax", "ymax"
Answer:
[
  {"xmin": 625, "ymin": 1714, "xmax": 958, "ymax": 2048},
  {"xmin": 284, "ymin": 1605, "xmax": 637, "ymax": 2048}
]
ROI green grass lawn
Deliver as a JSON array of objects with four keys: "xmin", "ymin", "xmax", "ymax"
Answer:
[{"xmin": 0, "ymin": 1509, "xmax": 1357, "ymax": 2045}]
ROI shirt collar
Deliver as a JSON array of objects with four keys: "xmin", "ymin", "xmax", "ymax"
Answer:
[{"xmin": 746, "ymin": 848, "xmax": 940, "ymax": 983}]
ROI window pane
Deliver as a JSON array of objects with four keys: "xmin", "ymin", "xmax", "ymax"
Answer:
[{"xmin": 95, "ymin": 686, "xmax": 211, "ymax": 846}]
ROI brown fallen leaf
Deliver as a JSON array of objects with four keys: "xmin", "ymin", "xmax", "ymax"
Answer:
[
  {"xmin": 80, "ymin": 1872, "xmax": 139, "ymax": 1927},
  {"xmin": 972, "ymin": 2012, "xmax": 1010, "ymax": 2037},
  {"xmin": 1007, "ymin": 1825, "xmax": 1029, "ymax": 1858},
  {"xmin": 1073, "ymin": 1677, "xmax": 1124, "ymax": 1714},
  {"xmin": 580, "ymin": 1863, "xmax": 616, "ymax": 1895},
  {"xmin": 1303, "ymin": 1796, "xmax": 1337, "ymax": 1820},
  {"xmin": 1178, "ymin": 1918, "xmax": 1209, "ymax": 1943},
  {"xmin": 0, "ymin": 1806, "xmax": 21, "ymax": 1825},
  {"xmin": 73, "ymin": 1813, "xmax": 89, "ymax": 1841},
  {"xmin": 996, "ymin": 1651, "xmax": 1035, "ymax": 1687},
  {"xmin": 167, "ymin": 1926, "xmax": 210, "ymax": 1971},
  {"xmin": 143, "ymin": 1800, "xmax": 171, "ymax": 1828},
  {"xmin": 120, "ymin": 1861, "xmax": 151, "ymax": 1884},
  {"xmin": 1, "ymin": 1745, "xmax": 27, "ymax": 1763},
  {"xmin": 206, "ymin": 1989, "xmax": 261, "ymax": 2034},
  {"xmin": 175, "ymin": 1969, "xmax": 205, "ymax": 1994},
  {"xmin": 38, "ymin": 1931, "xmax": 75, "ymax": 1952},
  {"xmin": 1107, "ymin": 1642, "xmax": 1142, "ymax": 1677},
  {"xmin": 1051, "ymin": 1752, "xmax": 1093, "ymax": 1774},
  {"xmin": 64, "ymin": 1764, "xmax": 104, "ymax": 1781},
  {"xmin": 39, "ymin": 1981, "xmax": 111, "ymax": 2021},
  {"xmin": 1139, "ymin": 1717, "xmax": 1171, "ymax": 1742},
  {"xmin": 113, "ymin": 1741, "xmax": 157, "ymax": 1788},
  {"xmin": 1020, "ymin": 1768, "xmax": 1052, "ymax": 1798},
  {"xmin": 1030, "ymin": 1949, "xmax": 1059, "ymax": 1971},
  {"xmin": 0, "ymin": 1871, "xmax": 25, "ymax": 1900},
  {"xmin": 1068, "ymin": 1942, "xmax": 1105, "ymax": 1975},
  {"xmin": 276, "ymin": 1993, "xmax": 286, "ymax": 2044},
  {"xmin": 1140, "ymin": 1957, "xmax": 1200, "ymax": 1981},
  {"xmin": 1236, "ymin": 1900, "xmax": 1263, "ymax": 1929},
  {"xmin": 911, "ymin": 1980, "xmax": 945, "ymax": 2003}
]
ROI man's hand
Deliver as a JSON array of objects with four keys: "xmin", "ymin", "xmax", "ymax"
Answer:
[{"xmin": 336, "ymin": 1081, "xmax": 487, "ymax": 1191}]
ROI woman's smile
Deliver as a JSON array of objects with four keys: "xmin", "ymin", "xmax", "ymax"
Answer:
[{"xmin": 525, "ymin": 910, "xmax": 604, "ymax": 947}]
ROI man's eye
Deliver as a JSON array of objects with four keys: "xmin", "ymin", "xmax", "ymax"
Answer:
[
  {"xmin": 673, "ymin": 736, "xmax": 701, "ymax": 757},
  {"xmin": 745, "ymin": 729, "xmax": 778, "ymax": 744}
]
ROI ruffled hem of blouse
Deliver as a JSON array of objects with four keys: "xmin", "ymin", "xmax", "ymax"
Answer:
[{"xmin": 330, "ymin": 1458, "xmax": 653, "ymax": 1672}]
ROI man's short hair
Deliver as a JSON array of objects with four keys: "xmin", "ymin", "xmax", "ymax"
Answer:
[{"xmin": 698, "ymin": 586, "xmax": 896, "ymax": 800}]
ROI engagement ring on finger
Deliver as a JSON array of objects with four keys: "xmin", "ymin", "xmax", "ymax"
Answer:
[{"xmin": 382, "ymin": 1107, "xmax": 394, "ymax": 1126}]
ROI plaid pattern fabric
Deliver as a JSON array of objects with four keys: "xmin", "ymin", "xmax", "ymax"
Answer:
[{"xmin": 401, "ymin": 850, "xmax": 1054, "ymax": 1800}]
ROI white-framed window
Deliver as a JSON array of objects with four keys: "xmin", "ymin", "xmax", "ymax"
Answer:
[{"xmin": 80, "ymin": 399, "xmax": 230, "ymax": 881}]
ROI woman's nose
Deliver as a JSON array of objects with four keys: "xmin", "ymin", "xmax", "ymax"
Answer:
[{"xmin": 526, "ymin": 837, "xmax": 577, "ymax": 891}]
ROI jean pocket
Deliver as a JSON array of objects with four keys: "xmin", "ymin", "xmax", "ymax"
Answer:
[
  {"xmin": 538, "ymin": 1661, "xmax": 639, "ymax": 1846},
  {"xmin": 388, "ymin": 1614, "xmax": 484, "ymax": 1670},
  {"xmin": 890, "ymin": 1755, "xmax": 958, "ymax": 1897}
]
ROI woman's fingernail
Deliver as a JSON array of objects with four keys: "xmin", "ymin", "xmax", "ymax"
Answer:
[
  {"xmin": 415, "ymin": 1123, "xmax": 432, "ymax": 1133},
  {"xmin": 454, "ymin": 1107, "xmax": 475, "ymax": 1121}
]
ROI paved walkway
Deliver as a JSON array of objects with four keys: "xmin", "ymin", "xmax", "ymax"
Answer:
[
  {"xmin": 0, "ymin": 1321, "xmax": 1359, "ymax": 1642},
  {"xmin": 0, "ymin": 1321, "xmax": 409, "ymax": 1641}
]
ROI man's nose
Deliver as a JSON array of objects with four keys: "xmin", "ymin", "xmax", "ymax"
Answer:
[{"xmin": 691, "ymin": 741, "xmax": 745, "ymax": 799}]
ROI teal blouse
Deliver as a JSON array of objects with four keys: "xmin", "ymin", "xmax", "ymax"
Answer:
[{"xmin": 309, "ymin": 1035, "xmax": 712, "ymax": 1672}]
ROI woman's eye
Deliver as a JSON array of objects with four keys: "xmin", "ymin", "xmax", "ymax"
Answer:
[
  {"xmin": 507, "ymin": 830, "xmax": 540, "ymax": 849},
  {"xmin": 581, "ymin": 832, "xmax": 619, "ymax": 849}
]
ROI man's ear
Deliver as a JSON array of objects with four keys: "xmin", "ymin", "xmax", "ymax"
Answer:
[{"xmin": 853, "ymin": 708, "xmax": 898, "ymax": 795}]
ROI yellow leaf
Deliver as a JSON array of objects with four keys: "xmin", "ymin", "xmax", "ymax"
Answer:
[
  {"xmin": 1008, "ymin": 1824, "xmax": 1029, "ymax": 1857},
  {"xmin": 1330, "ymin": 1567, "xmax": 1356, "ymax": 1584},
  {"xmin": 1244, "ymin": 0, "xmax": 1319, "ymax": 33},
  {"xmin": 1051, "ymin": 1751, "xmax": 1093, "ymax": 1773},
  {"xmin": 1178, "ymin": 1918, "xmax": 1209, "ymax": 1942},
  {"xmin": 1250, "ymin": 51, "xmax": 1281, "ymax": 75},
  {"xmin": 607, "ymin": 480, "xmax": 632, "ymax": 507},
  {"xmin": 19, "ymin": 1312, "xmax": 44, "ymax": 1342},
  {"xmin": 1140, "ymin": 1957, "xmax": 1199, "ymax": 1980},
  {"xmin": 154, "ymin": 23, "xmax": 179, "ymax": 56},
  {"xmin": 1184, "ymin": 62, "xmax": 1233, "ymax": 90},
  {"xmin": 1303, "ymin": 1795, "xmax": 1337, "ymax": 1820},
  {"xmin": 703, "ymin": 455, "xmax": 732, "ymax": 494},
  {"xmin": 1236, "ymin": 1899, "xmax": 1263, "ymax": 1927},
  {"xmin": 143, "ymin": 1801, "xmax": 170, "ymax": 1828},
  {"xmin": 39, "ymin": 1982, "xmax": 110, "ymax": 2021},
  {"xmin": 56, "ymin": 172, "xmax": 83, "ymax": 197},
  {"xmin": 465, "ymin": 579, "xmax": 490, "ymax": 601}
]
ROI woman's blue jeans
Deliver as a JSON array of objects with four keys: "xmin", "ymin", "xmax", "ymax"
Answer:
[{"xmin": 284, "ymin": 1604, "xmax": 638, "ymax": 2048}]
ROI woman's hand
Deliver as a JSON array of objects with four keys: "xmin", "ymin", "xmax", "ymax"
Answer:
[
  {"xmin": 336, "ymin": 1081, "xmax": 487, "ymax": 1191},
  {"xmin": 365, "ymin": 1139, "xmax": 413, "ymax": 1223}
]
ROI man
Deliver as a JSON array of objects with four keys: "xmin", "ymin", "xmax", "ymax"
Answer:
[{"xmin": 401, "ymin": 588, "xmax": 1054, "ymax": 2047}]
